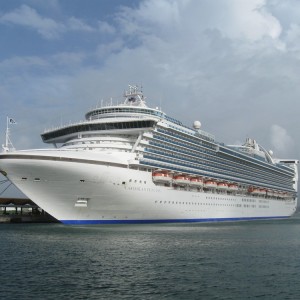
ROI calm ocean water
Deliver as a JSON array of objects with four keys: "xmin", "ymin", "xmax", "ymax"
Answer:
[{"xmin": 1, "ymin": 213, "xmax": 300, "ymax": 300}]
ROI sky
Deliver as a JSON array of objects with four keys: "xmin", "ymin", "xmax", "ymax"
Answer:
[{"xmin": 0, "ymin": 0, "xmax": 300, "ymax": 197}]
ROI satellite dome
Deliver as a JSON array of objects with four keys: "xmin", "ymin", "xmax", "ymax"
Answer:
[
  {"xmin": 268, "ymin": 150, "xmax": 273, "ymax": 156},
  {"xmin": 193, "ymin": 121, "xmax": 201, "ymax": 130}
]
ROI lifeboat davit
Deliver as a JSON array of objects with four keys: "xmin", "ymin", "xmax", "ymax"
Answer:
[
  {"xmin": 173, "ymin": 175, "xmax": 190, "ymax": 186},
  {"xmin": 228, "ymin": 184, "xmax": 238, "ymax": 192},
  {"xmin": 204, "ymin": 180, "xmax": 218, "ymax": 189},
  {"xmin": 189, "ymin": 177, "xmax": 204, "ymax": 187},
  {"xmin": 152, "ymin": 171, "xmax": 172, "ymax": 183},
  {"xmin": 217, "ymin": 182, "xmax": 228, "ymax": 190}
]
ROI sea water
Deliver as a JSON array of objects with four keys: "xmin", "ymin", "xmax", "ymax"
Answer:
[{"xmin": 1, "ymin": 213, "xmax": 300, "ymax": 300}]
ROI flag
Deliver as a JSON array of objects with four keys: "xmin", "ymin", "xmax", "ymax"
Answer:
[{"xmin": 8, "ymin": 117, "xmax": 17, "ymax": 124}]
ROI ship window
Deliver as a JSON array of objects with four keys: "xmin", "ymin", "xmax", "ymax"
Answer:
[{"xmin": 42, "ymin": 120, "xmax": 156, "ymax": 141}]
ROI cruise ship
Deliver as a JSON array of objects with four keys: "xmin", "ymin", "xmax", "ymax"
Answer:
[{"xmin": 0, "ymin": 85, "xmax": 298, "ymax": 224}]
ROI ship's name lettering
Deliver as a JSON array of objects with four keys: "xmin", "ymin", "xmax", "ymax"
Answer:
[{"xmin": 125, "ymin": 186, "xmax": 160, "ymax": 192}]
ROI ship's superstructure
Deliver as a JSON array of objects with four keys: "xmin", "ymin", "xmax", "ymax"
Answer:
[{"xmin": 0, "ymin": 85, "xmax": 298, "ymax": 224}]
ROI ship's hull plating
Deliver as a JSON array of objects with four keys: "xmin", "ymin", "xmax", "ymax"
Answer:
[{"xmin": 0, "ymin": 154, "xmax": 297, "ymax": 224}]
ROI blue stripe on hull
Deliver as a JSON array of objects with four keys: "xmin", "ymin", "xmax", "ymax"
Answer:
[{"xmin": 61, "ymin": 216, "xmax": 289, "ymax": 225}]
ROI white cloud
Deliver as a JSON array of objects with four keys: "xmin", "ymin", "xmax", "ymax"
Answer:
[
  {"xmin": 0, "ymin": 56, "xmax": 49, "ymax": 72},
  {"xmin": 285, "ymin": 23, "xmax": 300, "ymax": 50},
  {"xmin": 0, "ymin": 4, "xmax": 97, "ymax": 39},
  {"xmin": 228, "ymin": 0, "xmax": 282, "ymax": 41},
  {"xmin": 98, "ymin": 21, "xmax": 116, "ymax": 34},
  {"xmin": 67, "ymin": 17, "xmax": 95, "ymax": 32},
  {"xmin": 95, "ymin": 39, "xmax": 123, "ymax": 59},
  {"xmin": 270, "ymin": 125, "xmax": 294, "ymax": 156},
  {"xmin": 0, "ymin": 4, "xmax": 65, "ymax": 39},
  {"xmin": 51, "ymin": 52, "xmax": 86, "ymax": 66},
  {"xmin": 116, "ymin": 0, "xmax": 282, "ymax": 43},
  {"xmin": 110, "ymin": 0, "xmax": 287, "ymax": 94},
  {"xmin": 128, "ymin": 0, "xmax": 181, "ymax": 27}
]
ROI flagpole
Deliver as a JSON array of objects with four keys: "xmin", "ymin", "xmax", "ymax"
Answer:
[
  {"xmin": 2, "ymin": 116, "xmax": 15, "ymax": 152},
  {"xmin": 5, "ymin": 116, "xmax": 9, "ymax": 150}
]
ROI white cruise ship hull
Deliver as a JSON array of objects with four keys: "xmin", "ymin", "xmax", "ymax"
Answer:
[{"xmin": 0, "ymin": 152, "xmax": 296, "ymax": 224}]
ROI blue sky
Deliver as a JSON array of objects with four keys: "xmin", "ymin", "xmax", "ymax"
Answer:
[{"xmin": 1, "ymin": 0, "xmax": 300, "ymax": 196}]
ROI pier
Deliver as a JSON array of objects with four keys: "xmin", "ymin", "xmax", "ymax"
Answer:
[{"xmin": 0, "ymin": 197, "xmax": 58, "ymax": 223}]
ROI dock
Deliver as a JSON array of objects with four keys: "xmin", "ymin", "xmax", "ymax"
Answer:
[{"xmin": 0, "ymin": 197, "xmax": 58, "ymax": 223}]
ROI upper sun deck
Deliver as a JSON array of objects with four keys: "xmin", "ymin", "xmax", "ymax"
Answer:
[
  {"xmin": 41, "ymin": 85, "xmax": 215, "ymax": 143},
  {"xmin": 85, "ymin": 85, "xmax": 195, "ymax": 130},
  {"xmin": 85, "ymin": 105, "xmax": 166, "ymax": 121},
  {"xmin": 85, "ymin": 85, "xmax": 166, "ymax": 121}
]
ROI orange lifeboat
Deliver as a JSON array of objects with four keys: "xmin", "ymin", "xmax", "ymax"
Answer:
[
  {"xmin": 204, "ymin": 180, "xmax": 218, "ymax": 189},
  {"xmin": 280, "ymin": 192, "xmax": 286, "ymax": 199},
  {"xmin": 152, "ymin": 171, "xmax": 172, "ymax": 183},
  {"xmin": 259, "ymin": 189, "xmax": 267, "ymax": 196},
  {"xmin": 173, "ymin": 175, "xmax": 190, "ymax": 186},
  {"xmin": 248, "ymin": 187, "xmax": 259, "ymax": 195},
  {"xmin": 189, "ymin": 177, "xmax": 204, "ymax": 187},
  {"xmin": 278, "ymin": 192, "xmax": 285, "ymax": 199},
  {"xmin": 228, "ymin": 184, "xmax": 238, "ymax": 192},
  {"xmin": 248, "ymin": 187, "xmax": 266, "ymax": 196},
  {"xmin": 217, "ymin": 182, "xmax": 228, "ymax": 190}
]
